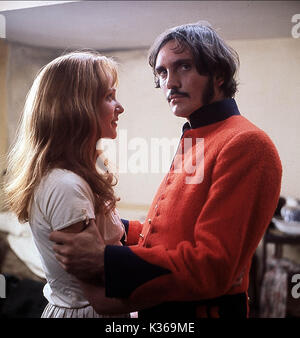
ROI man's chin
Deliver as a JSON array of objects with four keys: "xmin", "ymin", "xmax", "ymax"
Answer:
[{"xmin": 172, "ymin": 108, "xmax": 192, "ymax": 119}]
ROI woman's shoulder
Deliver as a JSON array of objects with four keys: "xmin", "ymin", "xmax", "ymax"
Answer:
[
  {"xmin": 36, "ymin": 169, "xmax": 91, "ymax": 200},
  {"xmin": 44, "ymin": 168, "xmax": 83, "ymax": 184},
  {"xmin": 32, "ymin": 168, "xmax": 95, "ymax": 216},
  {"xmin": 43, "ymin": 168, "xmax": 92, "ymax": 190}
]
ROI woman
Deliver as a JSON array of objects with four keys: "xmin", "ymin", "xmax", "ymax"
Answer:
[{"xmin": 4, "ymin": 50, "xmax": 127, "ymax": 318}]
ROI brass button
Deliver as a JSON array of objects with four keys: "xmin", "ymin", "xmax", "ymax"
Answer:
[
  {"xmin": 139, "ymin": 233, "xmax": 144, "ymax": 239},
  {"xmin": 148, "ymin": 218, "xmax": 152, "ymax": 224}
]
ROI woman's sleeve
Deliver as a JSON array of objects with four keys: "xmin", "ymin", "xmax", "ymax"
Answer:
[{"xmin": 41, "ymin": 174, "xmax": 95, "ymax": 231}]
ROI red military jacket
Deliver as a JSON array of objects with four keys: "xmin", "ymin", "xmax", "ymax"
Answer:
[{"xmin": 104, "ymin": 98, "xmax": 282, "ymax": 317}]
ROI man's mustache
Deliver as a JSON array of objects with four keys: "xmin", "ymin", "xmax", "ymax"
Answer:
[{"xmin": 167, "ymin": 89, "xmax": 189, "ymax": 102}]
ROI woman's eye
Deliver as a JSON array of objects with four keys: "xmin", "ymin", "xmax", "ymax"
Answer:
[{"xmin": 106, "ymin": 93, "xmax": 114, "ymax": 100}]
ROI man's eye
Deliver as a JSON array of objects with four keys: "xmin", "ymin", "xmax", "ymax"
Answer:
[
  {"xmin": 157, "ymin": 70, "xmax": 167, "ymax": 78},
  {"xmin": 181, "ymin": 64, "xmax": 191, "ymax": 70}
]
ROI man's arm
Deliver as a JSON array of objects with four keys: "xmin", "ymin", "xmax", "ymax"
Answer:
[
  {"xmin": 78, "ymin": 282, "xmax": 130, "ymax": 314},
  {"xmin": 77, "ymin": 280, "xmax": 161, "ymax": 315}
]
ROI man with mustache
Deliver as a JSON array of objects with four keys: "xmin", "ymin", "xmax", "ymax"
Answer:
[{"xmin": 50, "ymin": 22, "xmax": 282, "ymax": 318}]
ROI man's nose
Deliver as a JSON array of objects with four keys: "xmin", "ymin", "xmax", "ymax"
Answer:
[{"xmin": 166, "ymin": 72, "xmax": 180, "ymax": 89}]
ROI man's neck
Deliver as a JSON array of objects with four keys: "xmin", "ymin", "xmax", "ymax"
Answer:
[
  {"xmin": 184, "ymin": 97, "xmax": 240, "ymax": 130},
  {"xmin": 187, "ymin": 95, "xmax": 226, "ymax": 122}
]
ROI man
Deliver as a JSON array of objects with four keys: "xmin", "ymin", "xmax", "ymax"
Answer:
[{"xmin": 50, "ymin": 22, "xmax": 282, "ymax": 318}]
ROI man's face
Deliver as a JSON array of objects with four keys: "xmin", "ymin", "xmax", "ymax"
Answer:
[{"xmin": 155, "ymin": 40, "xmax": 221, "ymax": 118}]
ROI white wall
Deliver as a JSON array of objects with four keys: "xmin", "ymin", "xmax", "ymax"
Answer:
[
  {"xmin": 232, "ymin": 38, "xmax": 300, "ymax": 200},
  {"xmin": 6, "ymin": 43, "xmax": 62, "ymax": 146}
]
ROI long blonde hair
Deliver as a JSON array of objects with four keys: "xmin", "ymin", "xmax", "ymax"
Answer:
[{"xmin": 4, "ymin": 50, "xmax": 119, "ymax": 223}]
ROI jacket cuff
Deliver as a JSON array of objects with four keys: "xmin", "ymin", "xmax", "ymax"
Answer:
[
  {"xmin": 104, "ymin": 245, "xmax": 170, "ymax": 298},
  {"xmin": 120, "ymin": 219, "xmax": 129, "ymax": 245},
  {"xmin": 127, "ymin": 220, "xmax": 143, "ymax": 245},
  {"xmin": 121, "ymin": 219, "xmax": 129, "ymax": 233}
]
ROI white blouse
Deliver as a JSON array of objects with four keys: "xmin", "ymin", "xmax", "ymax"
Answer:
[{"xmin": 29, "ymin": 168, "xmax": 124, "ymax": 309}]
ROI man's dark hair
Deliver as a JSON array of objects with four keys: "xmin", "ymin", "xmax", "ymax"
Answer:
[{"xmin": 148, "ymin": 22, "xmax": 240, "ymax": 98}]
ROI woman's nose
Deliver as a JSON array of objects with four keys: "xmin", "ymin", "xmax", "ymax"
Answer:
[{"xmin": 116, "ymin": 102, "xmax": 124, "ymax": 114}]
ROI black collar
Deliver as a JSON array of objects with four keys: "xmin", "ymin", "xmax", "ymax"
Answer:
[{"xmin": 182, "ymin": 98, "xmax": 240, "ymax": 133}]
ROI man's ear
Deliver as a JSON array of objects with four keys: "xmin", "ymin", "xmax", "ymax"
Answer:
[{"xmin": 214, "ymin": 74, "xmax": 224, "ymax": 88}]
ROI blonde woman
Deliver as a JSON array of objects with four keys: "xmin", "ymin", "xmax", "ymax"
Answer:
[{"xmin": 4, "ymin": 51, "xmax": 127, "ymax": 318}]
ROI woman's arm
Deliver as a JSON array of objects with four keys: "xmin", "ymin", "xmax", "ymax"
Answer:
[
  {"xmin": 59, "ymin": 220, "xmax": 87, "ymax": 233},
  {"xmin": 52, "ymin": 219, "xmax": 105, "ymax": 280}
]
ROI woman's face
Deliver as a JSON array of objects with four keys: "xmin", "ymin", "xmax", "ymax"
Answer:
[{"xmin": 98, "ymin": 85, "xmax": 124, "ymax": 139}]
